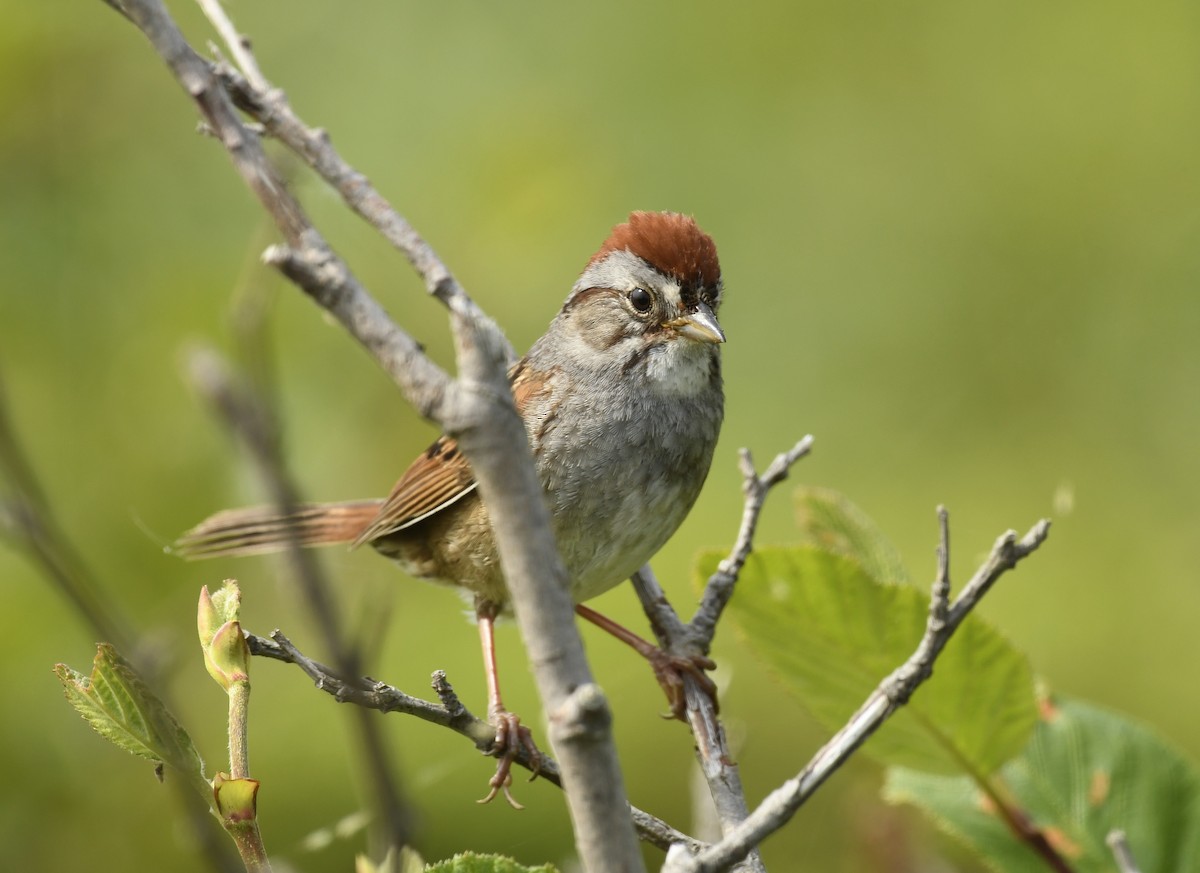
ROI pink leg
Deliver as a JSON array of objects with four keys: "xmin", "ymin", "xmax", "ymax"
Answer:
[
  {"xmin": 476, "ymin": 600, "xmax": 542, "ymax": 807},
  {"xmin": 574, "ymin": 603, "xmax": 718, "ymax": 720}
]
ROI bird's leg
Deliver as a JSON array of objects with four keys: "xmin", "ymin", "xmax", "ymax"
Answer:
[
  {"xmin": 574, "ymin": 604, "xmax": 718, "ymax": 720},
  {"xmin": 475, "ymin": 598, "xmax": 542, "ymax": 808}
]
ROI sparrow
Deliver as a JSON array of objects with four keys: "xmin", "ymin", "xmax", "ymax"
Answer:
[{"xmin": 178, "ymin": 211, "xmax": 726, "ymax": 804}]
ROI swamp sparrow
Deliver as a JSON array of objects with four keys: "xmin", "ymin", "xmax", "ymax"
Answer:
[{"xmin": 178, "ymin": 211, "xmax": 726, "ymax": 804}]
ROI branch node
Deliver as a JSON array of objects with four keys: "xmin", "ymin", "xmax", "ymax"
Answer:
[
  {"xmin": 431, "ymin": 669, "xmax": 466, "ymax": 718},
  {"xmin": 550, "ymin": 683, "xmax": 613, "ymax": 743}
]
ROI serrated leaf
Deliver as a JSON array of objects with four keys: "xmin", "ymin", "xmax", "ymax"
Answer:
[
  {"xmin": 423, "ymin": 851, "xmax": 558, "ymax": 873},
  {"xmin": 712, "ymin": 547, "xmax": 1036, "ymax": 774},
  {"xmin": 54, "ymin": 644, "xmax": 207, "ymax": 793},
  {"xmin": 885, "ymin": 697, "xmax": 1200, "ymax": 873},
  {"xmin": 794, "ymin": 485, "xmax": 910, "ymax": 585}
]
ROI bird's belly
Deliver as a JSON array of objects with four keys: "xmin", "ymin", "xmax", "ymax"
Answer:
[{"xmin": 551, "ymin": 464, "xmax": 703, "ymax": 603}]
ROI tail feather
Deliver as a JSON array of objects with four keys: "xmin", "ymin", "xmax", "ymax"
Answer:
[{"xmin": 174, "ymin": 500, "xmax": 385, "ymax": 559}]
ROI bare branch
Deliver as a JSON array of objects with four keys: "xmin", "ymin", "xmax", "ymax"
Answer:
[
  {"xmin": 195, "ymin": 0, "xmax": 268, "ymax": 91},
  {"xmin": 243, "ymin": 630, "xmax": 704, "ymax": 856},
  {"xmin": 629, "ymin": 566, "xmax": 756, "ymax": 852},
  {"xmin": 207, "ymin": 62, "xmax": 514, "ymax": 366},
  {"xmin": 624, "ymin": 439, "xmax": 814, "ymax": 870},
  {"xmin": 663, "ymin": 513, "xmax": 1052, "ymax": 872},
  {"xmin": 1107, "ymin": 830, "xmax": 1143, "ymax": 873},
  {"xmin": 630, "ymin": 565, "xmax": 689, "ymax": 644},
  {"xmin": 691, "ymin": 435, "xmax": 814, "ymax": 645}
]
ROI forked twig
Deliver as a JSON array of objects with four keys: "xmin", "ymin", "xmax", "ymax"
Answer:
[{"xmin": 663, "ymin": 511, "xmax": 1052, "ymax": 872}]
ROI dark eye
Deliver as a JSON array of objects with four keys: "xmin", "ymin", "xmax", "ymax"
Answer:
[{"xmin": 628, "ymin": 287, "xmax": 653, "ymax": 313}]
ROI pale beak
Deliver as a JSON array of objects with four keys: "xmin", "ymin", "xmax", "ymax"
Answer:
[{"xmin": 667, "ymin": 302, "xmax": 726, "ymax": 344}]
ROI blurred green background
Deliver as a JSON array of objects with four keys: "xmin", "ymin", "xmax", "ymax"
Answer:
[{"xmin": 3, "ymin": 1, "xmax": 1198, "ymax": 870}]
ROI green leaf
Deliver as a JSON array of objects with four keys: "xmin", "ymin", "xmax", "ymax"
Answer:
[
  {"xmin": 424, "ymin": 852, "xmax": 558, "ymax": 873},
  {"xmin": 885, "ymin": 696, "xmax": 1200, "ymax": 873},
  {"xmin": 54, "ymin": 644, "xmax": 207, "ymax": 793},
  {"xmin": 793, "ymin": 485, "xmax": 909, "ymax": 585},
  {"xmin": 713, "ymin": 546, "xmax": 1036, "ymax": 774}
]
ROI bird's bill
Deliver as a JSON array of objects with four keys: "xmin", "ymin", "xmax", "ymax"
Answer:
[{"xmin": 666, "ymin": 302, "xmax": 725, "ymax": 344}]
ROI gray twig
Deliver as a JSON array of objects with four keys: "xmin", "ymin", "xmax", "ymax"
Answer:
[
  {"xmin": 243, "ymin": 630, "xmax": 704, "ymax": 856},
  {"xmin": 1106, "ymin": 830, "xmax": 1143, "ymax": 873},
  {"xmin": 205, "ymin": 60, "xmax": 514, "ymax": 367},
  {"xmin": 663, "ymin": 512, "xmax": 1052, "ymax": 872},
  {"xmin": 195, "ymin": 0, "xmax": 268, "ymax": 91},
  {"xmin": 691, "ymin": 435, "xmax": 815, "ymax": 645}
]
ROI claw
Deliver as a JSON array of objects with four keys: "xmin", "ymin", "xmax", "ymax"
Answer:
[
  {"xmin": 647, "ymin": 649, "xmax": 719, "ymax": 720},
  {"xmin": 477, "ymin": 710, "xmax": 542, "ymax": 808}
]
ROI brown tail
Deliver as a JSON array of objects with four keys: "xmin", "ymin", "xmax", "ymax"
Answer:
[{"xmin": 174, "ymin": 500, "xmax": 385, "ymax": 559}]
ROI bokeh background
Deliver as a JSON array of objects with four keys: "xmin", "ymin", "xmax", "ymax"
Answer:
[{"xmin": 3, "ymin": 1, "xmax": 1198, "ymax": 870}]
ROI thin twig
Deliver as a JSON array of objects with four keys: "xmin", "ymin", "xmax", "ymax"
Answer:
[
  {"xmin": 206, "ymin": 60, "xmax": 515, "ymax": 366},
  {"xmin": 663, "ymin": 514, "xmax": 1052, "ymax": 872},
  {"xmin": 629, "ymin": 567, "xmax": 760, "ymax": 873},
  {"xmin": 195, "ymin": 0, "xmax": 268, "ymax": 91},
  {"xmin": 1106, "ymin": 830, "xmax": 1143, "ymax": 873},
  {"xmin": 691, "ymin": 435, "xmax": 814, "ymax": 645},
  {"xmin": 243, "ymin": 630, "xmax": 704, "ymax": 856}
]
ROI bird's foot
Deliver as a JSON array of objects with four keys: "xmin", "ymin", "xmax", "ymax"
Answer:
[
  {"xmin": 648, "ymin": 648, "xmax": 719, "ymax": 721},
  {"xmin": 478, "ymin": 710, "xmax": 542, "ymax": 809}
]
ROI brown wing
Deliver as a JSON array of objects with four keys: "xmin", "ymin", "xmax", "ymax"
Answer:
[
  {"xmin": 352, "ymin": 359, "xmax": 553, "ymax": 547},
  {"xmin": 352, "ymin": 436, "xmax": 476, "ymax": 545}
]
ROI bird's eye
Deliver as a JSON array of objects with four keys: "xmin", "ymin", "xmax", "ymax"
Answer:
[{"xmin": 628, "ymin": 287, "xmax": 653, "ymax": 313}]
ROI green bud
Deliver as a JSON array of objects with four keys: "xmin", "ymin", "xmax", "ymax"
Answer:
[
  {"xmin": 204, "ymin": 620, "xmax": 251, "ymax": 690},
  {"xmin": 200, "ymin": 582, "xmax": 250, "ymax": 690}
]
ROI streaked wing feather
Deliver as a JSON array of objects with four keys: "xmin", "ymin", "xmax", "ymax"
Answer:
[
  {"xmin": 352, "ymin": 360, "xmax": 552, "ymax": 547},
  {"xmin": 353, "ymin": 437, "xmax": 477, "ymax": 545}
]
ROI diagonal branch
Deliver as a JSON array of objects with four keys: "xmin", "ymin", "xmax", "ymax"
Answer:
[{"xmin": 663, "ymin": 512, "xmax": 1052, "ymax": 872}]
